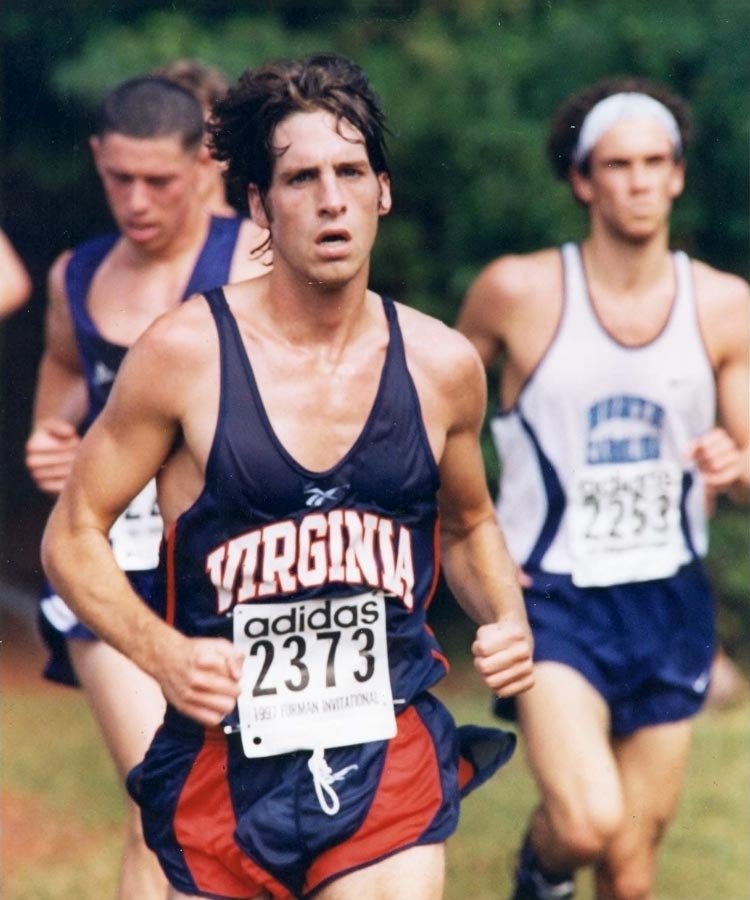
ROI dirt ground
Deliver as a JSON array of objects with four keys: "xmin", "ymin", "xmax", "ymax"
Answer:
[
  {"xmin": 0, "ymin": 597, "xmax": 113, "ymax": 891},
  {"xmin": 1, "ymin": 596, "xmax": 48, "ymax": 690}
]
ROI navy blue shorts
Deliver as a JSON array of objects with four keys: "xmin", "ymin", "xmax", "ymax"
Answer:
[
  {"xmin": 37, "ymin": 570, "xmax": 156, "ymax": 687},
  {"xmin": 495, "ymin": 559, "xmax": 715, "ymax": 736},
  {"xmin": 127, "ymin": 692, "xmax": 515, "ymax": 899}
]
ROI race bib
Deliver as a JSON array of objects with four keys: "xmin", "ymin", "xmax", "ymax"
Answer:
[
  {"xmin": 568, "ymin": 460, "xmax": 685, "ymax": 587},
  {"xmin": 108, "ymin": 479, "xmax": 163, "ymax": 571},
  {"xmin": 232, "ymin": 592, "xmax": 396, "ymax": 758}
]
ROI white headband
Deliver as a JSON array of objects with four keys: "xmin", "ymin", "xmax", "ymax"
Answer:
[{"xmin": 572, "ymin": 92, "xmax": 682, "ymax": 167}]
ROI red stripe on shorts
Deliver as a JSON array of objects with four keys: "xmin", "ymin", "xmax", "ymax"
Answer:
[
  {"xmin": 164, "ymin": 523, "xmax": 177, "ymax": 627},
  {"xmin": 424, "ymin": 517, "xmax": 441, "ymax": 610},
  {"xmin": 174, "ymin": 736, "xmax": 292, "ymax": 899},
  {"xmin": 457, "ymin": 754, "xmax": 475, "ymax": 792},
  {"xmin": 303, "ymin": 704, "xmax": 443, "ymax": 894}
]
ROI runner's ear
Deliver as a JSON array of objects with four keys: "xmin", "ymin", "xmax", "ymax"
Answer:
[
  {"xmin": 248, "ymin": 185, "xmax": 271, "ymax": 229},
  {"xmin": 89, "ymin": 136, "xmax": 103, "ymax": 174},
  {"xmin": 569, "ymin": 166, "xmax": 593, "ymax": 206},
  {"xmin": 377, "ymin": 173, "xmax": 391, "ymax": 216}
]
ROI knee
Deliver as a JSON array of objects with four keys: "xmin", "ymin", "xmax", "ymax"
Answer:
[
  {"xmin": 596, "ymin": 815, "xmax": 668, "ymax": 900},
  {"xmin": 546, "ymin": 793, "xmax": 623, "ymax": 864},
  {"xmin": 598, "ymin": 860, "xmax": 653, "ymax": 900}
]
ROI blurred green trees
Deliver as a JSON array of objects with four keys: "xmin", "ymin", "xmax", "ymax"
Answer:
[
  {"xmin": 1, "ymin": 1, "xmax": 747, "ymax": 650},
  {"xmin": 4, "ymin": 0, "xmax": 749, "ymax": 307}
]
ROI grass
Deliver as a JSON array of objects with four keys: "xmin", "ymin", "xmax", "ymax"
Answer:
[
  {"xmin": 2, "ymin": 650, "xmax": 749, "ymax": 900},
  {"xmin": 2, "ymin": 683, "xmax": 126, "ymax": 899},
  {"xmin": 435, "ymin": 666, "xmax": 750, "ymax": 900}
]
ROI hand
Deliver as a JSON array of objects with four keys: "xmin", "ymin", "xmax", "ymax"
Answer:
[
  {"xmin": 156, "ymin": 635, "xmax": 245, "ymax": 727},
  {"xmin": 688, "ymin": 427, "xmax": 745, "ymax": 512},
  {"xmin": 25, "ymin": 418, "xmax": 81, "ymax": 494},
  {"xmin": 471, "ymin": 620, "xmax": 534, "ymax": 698}
]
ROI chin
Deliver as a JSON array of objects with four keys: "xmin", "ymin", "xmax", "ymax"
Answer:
[
  {"xmin": 307, "ymin": 261, "xmax": 364, "ymax": 291},
  {"xmin": 617, "ymin": 224, "xmax": 661, "ymax": 245},
  {"xmin": 125, "ymin": 230, "xmax": 164, "ymax": 250},
  {"xmin": 306, "ymin": 276, "xmax": 350, "ymax": 293}
]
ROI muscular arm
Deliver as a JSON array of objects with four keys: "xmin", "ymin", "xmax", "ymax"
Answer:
[
  {"xmin": 435, "ymin": 334, "xmax": 534, "ymax": 697},
  {"xmin": 456, "ymin": 249, "xmax": 562, "ymax": 410},
  {"xmin": 455, "ymin": 260, "xmax": 509, "ymax": 369},
  {"xmin": 713, "ymin": 280, "xmax": 749, "ymax": 503},
  {"xmin": 0, "ymin": 229, "xmax": 32, "ymax": 318},
  {"xmin": 25, "ymin": 252, "xmax": 87, "ymax": 493},
  {"xmin": 692, "ymin": 267, "xmax": 750, "ymax": 505},
  {"xmin": 42, "ymin": 311, "xmax": 243, "ymax": 725}
]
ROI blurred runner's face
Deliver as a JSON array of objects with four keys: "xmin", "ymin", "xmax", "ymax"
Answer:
[
  {"xmin": 91, "ymin": 133, "xmax": 202, "ymax": 252},
  {"xmin": 574, "ymin": 118, "xmax": 685, "ymax": 243},
  {"xmin": 251, "ymin": 109, "xmax": 391, "ymax": 291}
]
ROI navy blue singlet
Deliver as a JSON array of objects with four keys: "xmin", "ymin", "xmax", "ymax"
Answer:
[
  {"xmin": 128, "ymin": 290, "xmax": 518, "ymax": 899},
  {"xmin": 39, "ymin": 216, "xmax": 245, "ymax": 687},
  {"xmin": 157, "ymin": 287, "xmax": 449, "ymax": 731},
  {"xmin": 67, "ymin": 215, "xmax": 243, "ymax": 425}
]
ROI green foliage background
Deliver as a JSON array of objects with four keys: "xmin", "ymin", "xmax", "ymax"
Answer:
[
  {"xmin": 1, "ymin": 0, "xmax": 748, "ymax": 652},
  {"xmin": 4, "ymin": 0, "xmax": 750, "ymax": 305}
]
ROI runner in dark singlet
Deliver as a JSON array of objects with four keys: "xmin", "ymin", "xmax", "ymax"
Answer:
[
  {"xmin": 26, "ymin": 75, "xmax": 268, "ymax": 900},
  {"xmin": 42, "ymin": 55, "xmax": 534, "ymax": 900}
]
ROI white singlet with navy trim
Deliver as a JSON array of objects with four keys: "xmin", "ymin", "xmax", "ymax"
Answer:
[{"xmin": 491, "ymin": 243, "xmax": 715, "ymax": 587}]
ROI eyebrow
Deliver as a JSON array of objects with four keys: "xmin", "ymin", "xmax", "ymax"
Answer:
[
  {"xmin": 596, "ymin": 142, "xmax": 675, "ymax": 162},
  {"xmin": 278, "ymin": 156, "xmax": 371, "ymax": 178}
]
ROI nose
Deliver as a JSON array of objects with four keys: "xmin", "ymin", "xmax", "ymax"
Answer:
[
  {"xmin": 629, "ymin": 161, "xmax": 651, "ymax": 191},
  {"xmin": 318, "ymin": 172, "xmax": 345, "ymax": 217},
  {"xmin": 127, "ymin": 178, "xmax": 150, "ymax": 213}
]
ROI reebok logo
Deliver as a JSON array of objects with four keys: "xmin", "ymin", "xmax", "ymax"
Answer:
[
  {"xmin": 93, "ymin": 361, "xmax": 116, "ymax": 386},
  {"xmin": 304, "ymin": 484, "xmax": 348, "ymax": 508}
]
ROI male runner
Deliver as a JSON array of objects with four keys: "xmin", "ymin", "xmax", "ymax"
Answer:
[
  {"xmin": 42, "ymin": 54, "xmax": 534, "ymax": 900},
  {"xmin": 457, "ymin": 76, "xmax": 749, "ymax": 900},
  {"xmin": 26, "ymin": 76, "xmax": 268, "ymax": 899}
]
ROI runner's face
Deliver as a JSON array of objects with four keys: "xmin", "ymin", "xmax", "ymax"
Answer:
[
  {"xmin": 91, "ymin": 133, "xmax": 202, "ymax": 252},
  {"xmin": 249, "ymin": 110, "xmax": 391, "ymax": 291},
  {"xmin": 572, "ymin": 119, "xmax": 685, "ymax": 243}
]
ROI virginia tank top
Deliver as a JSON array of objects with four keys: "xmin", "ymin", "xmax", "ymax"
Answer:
[{"xmin": 155, "ymin": 288, "xmax": 448, "ymax": 729}]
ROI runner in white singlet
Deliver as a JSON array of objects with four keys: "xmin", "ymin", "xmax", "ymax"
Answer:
[{"xmin": 457, "ymin": 76, "xmax": 749, "ymax": 900}]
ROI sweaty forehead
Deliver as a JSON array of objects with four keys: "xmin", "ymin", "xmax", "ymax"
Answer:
[
  {"xmin": 271, "ymin": 110, "xmax": 367, "ymax": 164},
  {"xmin": 99, "ymin": 131, "xmax": 194, "ymax": 165}
]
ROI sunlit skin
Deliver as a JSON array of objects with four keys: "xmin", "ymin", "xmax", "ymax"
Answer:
[
  {"xmin": 571, "ymin": 119, "xmax": 685, "ymax": 246},
  {"xmin": 249, "ymin": 110, "xmax": 391, "ymax": 299},
  {"xmin": 90, "ymin": 132, "xmax": 207, "ymax": 257}
]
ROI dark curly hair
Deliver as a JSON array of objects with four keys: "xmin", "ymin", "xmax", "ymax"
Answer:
[
  {"xmin": 209, "ymin": 54, "xmax": 390, "ymax": 215},
  {"xmin": 547, "ymin": 76, "xmax": 693, "ymax": 180}
]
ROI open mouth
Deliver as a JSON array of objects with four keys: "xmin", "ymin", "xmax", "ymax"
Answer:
[{"xmin": 317, "ymin": 230, "xmax": 350, "ymax": 245}]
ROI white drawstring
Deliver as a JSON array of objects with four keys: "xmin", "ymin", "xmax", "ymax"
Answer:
[{"xmin": 307, "ymin": 747, "xmax": 358, "ymax": 816}]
